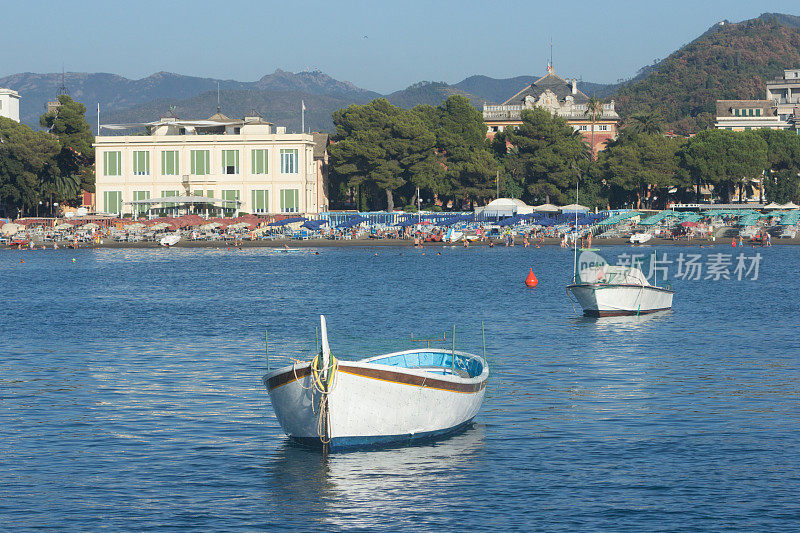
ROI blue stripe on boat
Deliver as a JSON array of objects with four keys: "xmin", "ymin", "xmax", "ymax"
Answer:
[{"xmin": 289, "ymin": 419, "xmax": 475, "ymax": 452}]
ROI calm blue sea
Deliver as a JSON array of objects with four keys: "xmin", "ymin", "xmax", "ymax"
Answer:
[{"xmin": 1, "ymin": 244, "xmax": 798, "ymax": 531}]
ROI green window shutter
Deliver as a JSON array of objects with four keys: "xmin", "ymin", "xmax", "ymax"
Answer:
[
  {"xmin": 251, "ymin": 189, "xmax": 268, "ymax": 212},
  {"xmin": 191, "ymin": 150, "xmax": 208, "ymax": 175},
  {"xmin": 162, "ymin": 151, "xmax": 178, "ymax": 175},
  {"xmin": 251, "ymin": 149, "xmax": 268, "ymax": 174},
  {"xmin": 105, "ymin": 151, "xmax": 121, "ymax": 176},
  {"xmin": 133, "ymin": 151, "xmax": 149, "ymax": 175},
  {"xmin": 222, "ymin": 150, "xmax": 239, "ymax": 174},
  {"xmin": 280, "ymin": 189, "xmax": 299, "ymax": 212}
]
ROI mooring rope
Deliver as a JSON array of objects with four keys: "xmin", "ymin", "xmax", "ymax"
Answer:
[{"xmin": 310, "ymin": 352, "xmax": 338, "ymax": 445}]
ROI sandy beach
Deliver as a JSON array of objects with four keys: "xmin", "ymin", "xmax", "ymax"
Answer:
[{"xmin": 6, "ymin": 235, "xmax": 799, "ymax": 250}]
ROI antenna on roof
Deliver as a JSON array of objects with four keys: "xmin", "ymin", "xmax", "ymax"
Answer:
[
  {"xmin": 217, "ymin": 82, "xmax": 221, "ymax": 113},
  {"xmin": 550, "ymin": 37, "xmax": 553, "ymax": 72},
  {"xmin": 57, "ymin": 65, "xmax": 68, "ymax": 96}
]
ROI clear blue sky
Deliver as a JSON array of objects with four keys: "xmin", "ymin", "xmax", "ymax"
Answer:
[{"xmin": 3, "ymin": 0, "xmax": 799, "ymax": 93}]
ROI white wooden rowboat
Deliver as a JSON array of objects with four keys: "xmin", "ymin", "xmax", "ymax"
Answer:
[{"xmin": 263, "ymin": 316, "xmax": 488, "ymax": 451}]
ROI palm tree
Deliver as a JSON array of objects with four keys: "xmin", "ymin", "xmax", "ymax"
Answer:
[
  {"xmin": 629, "ymin": 111, "xmax": 664, "ymax": 135},
  {"xmin": 584, "ymin": 97, "xmax": 603, "ymax": 159},
  {"xmin": 45, "ymin": 173, "xmax": 82, "ymax": 213}
]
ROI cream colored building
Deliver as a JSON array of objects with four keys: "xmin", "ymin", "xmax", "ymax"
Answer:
[
  {"xmin": 0, "ymin": 87, "xmax": 21, "ymax": 122},
  {"xmin": 94, "ymin": 111, "xmax": 328, "ymax": 217}
]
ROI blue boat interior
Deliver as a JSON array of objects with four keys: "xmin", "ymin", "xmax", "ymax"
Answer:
[{"xmin": 369, "ymin": 350, "xmax": 483, "ymax": 378}]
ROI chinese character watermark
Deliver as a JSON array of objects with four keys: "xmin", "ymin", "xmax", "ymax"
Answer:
[{"xmin": 613, "ymin": 252, "xmax": 761, "ymax": 281}]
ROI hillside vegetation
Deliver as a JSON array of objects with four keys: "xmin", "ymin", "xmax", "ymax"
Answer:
[{"xmin": 614, "ymin": 15, "xmax": 800, "ymax": 134}]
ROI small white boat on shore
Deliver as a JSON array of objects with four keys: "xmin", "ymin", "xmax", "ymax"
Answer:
[
  {"xmin": 629, "ymin": 232, "xmax": 653, "ymax": 244},
  {"xmin": 159, "ymin": 233, "xmax": 181, "ymax": 246},
  {"xmin": 567, "ymin": 257, "xmax": 674, "ymax": 317},
  {"xmin": 263, "ymin": 316, "xmax": 488, "ymax": 451}
]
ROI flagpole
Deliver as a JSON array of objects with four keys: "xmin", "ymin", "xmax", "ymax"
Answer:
[
  {"xmin": 97, "ymin": 103, "xmax": 100, "ymax": 135},
  {"xmin": 301, "ymin": 100, "xmax": 305, "ymax": 134}
]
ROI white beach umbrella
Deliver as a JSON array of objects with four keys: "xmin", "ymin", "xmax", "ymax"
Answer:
[
  {"xmin": 560, "ymin": 203, "xmax": 590, "ymax": 212},
  {"xmin": 150, "ymin": 222, "xmax": 170, "ymax": 230},
  {"xmin": 199, "ymin": 222, "xmax": 221, "ymax": 230},
  {"xmin": 1, "ymin": 223, "xmax": 23, "ymax": 236},
  {"xmin": 79, "ymin": 222, "xmax": 99, "ymax": 230},
  {"xmin": 53, "ymin": 223, "xmax": 73, "ymax": 230},
  {"xmin": 780, "ymin": 202, "xmax": 799, "ymax": 210}
]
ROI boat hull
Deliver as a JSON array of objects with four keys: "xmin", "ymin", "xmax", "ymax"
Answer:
[
  {"xmin": 264, "ymin": 357, "xmax": 487, "ymax": 451},
  {"xmin": 568, "ymin": 283, "xmax": 673, "ymax": 316}
]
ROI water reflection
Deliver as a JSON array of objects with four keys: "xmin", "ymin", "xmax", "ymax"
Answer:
[
  {"xmin": 265, "ymin": 425, "xmax": 486, "ymax": 528},
  {"xmin": 574, "ymin": 310, "xmax": 673, "ymax": 331}
]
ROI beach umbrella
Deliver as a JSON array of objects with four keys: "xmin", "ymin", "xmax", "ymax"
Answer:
[
  {"xmin": 680, "ymin": 221, "xmax": 699, "ymax": 227},
  {"xmin": 781, "ymin": 201, "xmax": 799, "ymax": 210},
  {"xmin": 79, "ymin": 222, "xmax": 100, "ymax": 230},
  {"xmin": 199, "ymin": 222, "xmax": 221, "ymax": 230},
  {"xmin": 150, "ymin": 222, "xmax": 170, "ymax": 231},
  {"xmin": 53, "ymin": 222, "xmax": 73, "ymax": 231},
  {"xmin": 1, "ymin": 223, "xmax": 23, "ymax": 235},
  {"xmin": 561, "ymin": 203, "xmax": 590, "ymax": 212},
  {"xmin": 227, "ymin": 222, "xmax": 251, "ymax": 230},
  {"xmin": 267, "ymin": 217, "xmax": 306, "ymax": 227},
  {"xmin": 533, "ymin": 203, "xmax": 560, "ymax": 213}
]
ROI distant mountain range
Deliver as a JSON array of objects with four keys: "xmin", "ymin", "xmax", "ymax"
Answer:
[
  {"xmin": 2, "ymin": 11, "xmax": 799, "ymax": 134},
  {"xmin": 0, "ymin": 68, "xmax": 615, "ymax": 133}
]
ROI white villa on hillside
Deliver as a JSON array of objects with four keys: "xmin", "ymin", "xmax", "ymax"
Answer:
[
  {"xmin": 715, "ymin": 69, "xmax": 800, "ymax": 132},
  {"xmin": 94, "ymin": 110, "xmax": 329, "ymax": 217},
  {"xmin": 0, "ymin": 87, "xmax": 21, "ymax": 122}
]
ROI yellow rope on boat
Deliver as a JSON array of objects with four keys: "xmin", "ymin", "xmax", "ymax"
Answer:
[{"xmin": 310, "ymin": 352, "xmax": 338, "ymax": 446}]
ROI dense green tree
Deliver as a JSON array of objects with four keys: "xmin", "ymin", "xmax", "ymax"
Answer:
[
  {"xmin": 679, "ymin": 129, "xmax": 767, "ymax": 203},
  {"xmin": 598, "ymin": 129, "xmax": 686, "ymax": 208},
  {"xmin": 39, "ymin": 95, "xmax": 95, "ymax": 193},
  {"xmin": 764, "ymin": 169, "xmax": 800, "ymax": 204},
  {"xmin": 757, "ymin": 128, "xmax": 800, "ymax": 203},
  {"xmin": 0, "ymin": 117, "xmax": 61, "ymax": 216},
  {"xmin": 413, "ymin": 95, "xmax": 498, "ymax": 207},
  {"xmin": 329, "ymin": 99, "xmax": 437, "ymax": 211},
  {"xmin": 628, "ymin": 111, "xmax": 664, "ymax": 135},
  {"xmin": 497, "ymin": 108, "xmax": 590, "ymax": 205}
]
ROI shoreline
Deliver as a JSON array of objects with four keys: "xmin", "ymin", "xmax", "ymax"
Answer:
[{"xmin": 4, "ymin": 236, "xmax": 798, "ymax": 250}]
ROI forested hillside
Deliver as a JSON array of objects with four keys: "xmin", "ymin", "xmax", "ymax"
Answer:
[{"xmin": 614, "ymin": 15, "xmax": 800, "ymax": 134}]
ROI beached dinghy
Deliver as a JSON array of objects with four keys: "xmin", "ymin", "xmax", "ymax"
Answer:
[
  {"xmin": 263, "ymin": 316, "xmax": 489, "ymax": 451},
  {"xmin": 159, "ymin": 233, "xmax": 181, "ymax": 246}
]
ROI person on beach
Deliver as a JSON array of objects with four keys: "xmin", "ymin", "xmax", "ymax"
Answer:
[
  {"xmin": 463, "ymin": 238, "xmax": 469, "ymax": 248},
  {"xmin": 523, "ymin": 235, "xmax": 529, "ymax": 248},
  {"xmin": 489, "ymin": 240, "xmax": 494, "ymax": 248}
]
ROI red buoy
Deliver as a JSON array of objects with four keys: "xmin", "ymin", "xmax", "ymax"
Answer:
[
  {"xmin": 525, "ymin": 268, "xmax": 538, "ymax": 287},
  {"xmin": 731, "ymin": 238, "xmax": 737, "ymax": 247}
]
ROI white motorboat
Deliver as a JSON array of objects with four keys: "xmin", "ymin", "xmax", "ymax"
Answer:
[
  {"xmin": 159, "ymin": 233, "xmax": 181, "ymax": 246},
  {"xmin": 263, "ymin": 316, "xmax": 488, "ymax": 451},
  {"xmin": 567, "ymin": 254, "xmax": 674, "ymax": 316},
  {"xmin": 629, "ymin": 232, "xmax": 653, "ymax": 244}
]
